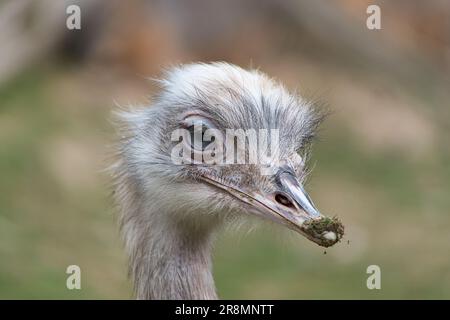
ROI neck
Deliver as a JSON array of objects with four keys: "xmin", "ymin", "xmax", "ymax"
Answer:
[{"xmin": 124, "ymin": 209, "xmax": 218, "ymax": 299}]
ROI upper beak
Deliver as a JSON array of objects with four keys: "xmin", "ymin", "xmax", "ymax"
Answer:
[
  {"xmin": 276, "ymin": 167, "xmax": 322, "ymax": 220},
  {"xmin": 201, "ymin": 165, "xmax": 343, "ymax": 247}
]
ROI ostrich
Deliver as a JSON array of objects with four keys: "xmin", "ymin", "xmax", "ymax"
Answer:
[{"xmin": 111, "ymin": 62, "xmax": 343, "ymax": 299}]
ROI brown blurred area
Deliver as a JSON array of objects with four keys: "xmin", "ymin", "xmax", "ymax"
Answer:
[
  {"xmin": 2, "ymin": 0, "xmax": 450, "ymax": 79},
  {"xmin": 1, "ymin": 0, "xmax": 449, "ymax": 299}
]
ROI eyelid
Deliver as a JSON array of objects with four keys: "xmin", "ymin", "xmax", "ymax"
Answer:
[{"xmin": 180, "ymin": 114, "xmax": 216, "ymax": 129}]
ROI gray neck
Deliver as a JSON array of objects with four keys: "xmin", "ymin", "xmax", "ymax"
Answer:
[{"xmin": 126, "ymin": 213, "xmax": 218, "ymax": 300}]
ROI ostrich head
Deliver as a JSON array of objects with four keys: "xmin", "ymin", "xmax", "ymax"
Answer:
[{"xmin": 112, "ymin": 62, "xmax": 343, "ymax": 299}]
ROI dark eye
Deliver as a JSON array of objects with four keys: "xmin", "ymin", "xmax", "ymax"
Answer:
[
  {"xmin": 187, "ymin": 124, "xmax": 213, "ymax": 151},
  {"xmin": 181, "ymin": 115, "xmax": 216, "ymax": 152}
]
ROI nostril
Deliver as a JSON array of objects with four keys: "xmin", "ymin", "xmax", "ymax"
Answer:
[{"xmin": 274, "ymin": 193, "xmax": 295, "ymax": 208}]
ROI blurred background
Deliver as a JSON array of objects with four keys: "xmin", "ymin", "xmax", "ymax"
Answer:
[{"xmin": 1, "ymin": 0, "xmax": 449, "ymax": 299}]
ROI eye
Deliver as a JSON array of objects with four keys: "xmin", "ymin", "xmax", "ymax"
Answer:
[
  {"xmin": 186, "ymin": 124, "xmax": 213, "ymax": 151},
  {"xmin": 181, "ymin": 115, "xmax": 215, "ymax": 152}
]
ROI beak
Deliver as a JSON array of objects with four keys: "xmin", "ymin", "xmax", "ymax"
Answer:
[
  {"xmin": 200, "ymin": 165, "xmax": 343, "ymax": 247},
  {"xmin": 276, "ymin": 167, "xmax": 322, "ymax": 220}
]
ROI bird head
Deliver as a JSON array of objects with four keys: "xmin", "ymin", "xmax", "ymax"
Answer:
[{"xmin": 116, "ymin": 62, "xmax": 343, "ymax": 247}]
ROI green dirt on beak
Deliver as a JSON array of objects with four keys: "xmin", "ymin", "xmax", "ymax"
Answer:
[{"xmin": 303, "ymin": 216, "xmax": 345, "ymax": 248}]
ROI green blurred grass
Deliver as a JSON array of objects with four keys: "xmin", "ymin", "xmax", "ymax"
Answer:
[{"xmin": 1, "ymin": 66, "xmax": 449, "ymax": 299}]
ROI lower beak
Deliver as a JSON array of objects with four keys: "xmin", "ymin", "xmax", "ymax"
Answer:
[{"xmin": 200, "ymin": 167, "xmax": 344, "ymax": 247}]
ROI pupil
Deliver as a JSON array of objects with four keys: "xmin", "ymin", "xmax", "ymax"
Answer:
[{"xmin": 188, "ymin": 125, "xmax": 212, "ymax": 151}]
